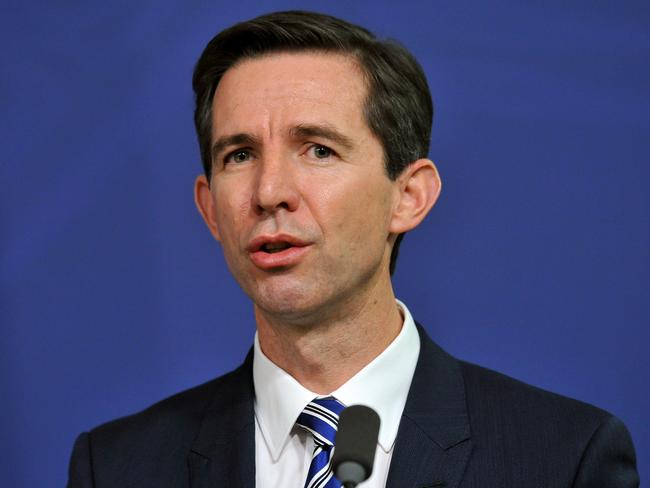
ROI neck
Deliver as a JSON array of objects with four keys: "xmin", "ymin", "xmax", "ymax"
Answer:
[{"xmin": 255, "ymin": 274, "xmax": 403, "ymax": 394}]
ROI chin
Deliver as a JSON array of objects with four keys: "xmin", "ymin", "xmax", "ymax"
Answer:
[{"xmin": 250, "ymin": 282, "xmax": 331, "ymax": 323}]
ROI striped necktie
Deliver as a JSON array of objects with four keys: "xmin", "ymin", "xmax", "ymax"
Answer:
[{"xmin": 296, "ymin": 396, "xmax": 346, "ymax": 488}]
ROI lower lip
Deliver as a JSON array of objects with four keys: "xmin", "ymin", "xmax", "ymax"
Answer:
[{"xmin": 249, "ymin": 245, "xmax": 311, "ymax": 270}]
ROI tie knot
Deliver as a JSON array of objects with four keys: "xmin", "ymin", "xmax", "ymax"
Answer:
[{"xmin": 296, "ymin": 396, "xmax": 346, "ymax": 447}]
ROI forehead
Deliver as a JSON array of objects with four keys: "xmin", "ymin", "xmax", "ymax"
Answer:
[{"xmin": 211, "ymin": 51, "xmax": 370, "ymax": 138}]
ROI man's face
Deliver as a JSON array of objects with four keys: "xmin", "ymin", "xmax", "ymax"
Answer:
[{"xmin": 197, "ymin": 52, "xmax": 403, "ymax": 321}]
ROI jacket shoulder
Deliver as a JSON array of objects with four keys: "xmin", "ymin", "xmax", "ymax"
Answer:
[
  {"xmin": 459, "ymin": 359, "xmax": 611, "ymax": 424},
  {"xmin": 91, "ymin": 372, "xmax": 226, "ymax": 444},
  {"xmin": 456, "ymin": 360, "xmax": 638, "ymax": 486},
  {"xmin": 82, "ymin": 361, "xmax": 252, "ymax": 485}
]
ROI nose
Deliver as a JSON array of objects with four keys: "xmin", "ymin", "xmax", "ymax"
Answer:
[{"xmin": 252, "ymin": 152, "xmax": 300, "ymax": 214}]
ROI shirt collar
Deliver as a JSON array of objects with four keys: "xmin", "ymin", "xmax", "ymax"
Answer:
[
  {"xmin": 253, "ymin": 299, "xmax": 420, "ymax": 460},
  {"xmin": 253, "ymin": 333, "xmax": 316, "ymax": 461}
]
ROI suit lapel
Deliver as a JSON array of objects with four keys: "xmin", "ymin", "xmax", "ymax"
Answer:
[
  {"xmin": 387, "ymin": 325, "xmax": 472, "ymax": 488},
  {"xmin": 188, "ymin": 351, "xmax": 256, "ymax": 488}
]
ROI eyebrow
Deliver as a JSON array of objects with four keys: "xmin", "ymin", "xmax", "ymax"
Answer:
[
  {"xmin": 211, "ymin": 133, "xmax": 261, "ymax": 162},
  {"xmin": 210, "ymin": 124, "xmax": 355, "ymax": 162},
  {"xmin": 290, "ymin": 124, "xmax": 355, "ymax": 151}
]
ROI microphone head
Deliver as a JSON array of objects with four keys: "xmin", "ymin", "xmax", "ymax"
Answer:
[{"xmin": 331, "ymin": 405, "xmax": 380, "ymax": 485}]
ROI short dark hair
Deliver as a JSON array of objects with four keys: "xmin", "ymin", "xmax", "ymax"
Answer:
[{"xmin": 192, "ymin": 11, "xmax": 433, "ymax": 275}]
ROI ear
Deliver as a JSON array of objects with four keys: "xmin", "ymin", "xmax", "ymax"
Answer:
[
  {"xmin": 194, "ymin": 174, "xmax": 222, "ymax": 242},
  {"xmin": 389, "ymin": 159, "xmax": 442, "ymax": 234}
]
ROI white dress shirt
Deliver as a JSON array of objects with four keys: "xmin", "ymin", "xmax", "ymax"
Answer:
[{"xmin": 253, "ymin": 299, "xmax": 420, "ymax": 488}]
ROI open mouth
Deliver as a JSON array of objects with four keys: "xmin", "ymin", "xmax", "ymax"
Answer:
[
  {"xmin": 248, "ymin": 235, "xmax": 310, "ymax": 269},
  {"xmin": 261, "ymin": 242, "xmax": 293, "ymax": 254}
]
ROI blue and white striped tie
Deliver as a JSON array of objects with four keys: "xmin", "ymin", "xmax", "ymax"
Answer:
[{"xmin": 296, "ymin": 396, "xmax": 346, "ymax": 488}]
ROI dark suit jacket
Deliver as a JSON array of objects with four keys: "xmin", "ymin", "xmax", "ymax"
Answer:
[{"xmin": 68, "ymin": 325, "xmax": 639, "ymax": 487}]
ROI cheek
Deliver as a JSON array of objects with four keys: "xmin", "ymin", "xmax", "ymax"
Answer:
[
  {"xmin": 317, "ymin": 177, "xmax": 394, "ymax": 245},
  {"xmin": 215, "ymin": 193, "xmax": 250, "ymax": 246}
]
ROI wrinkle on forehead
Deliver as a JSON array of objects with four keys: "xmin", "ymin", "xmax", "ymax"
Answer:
[{"xmin": 210, "ymin": 52, "xmax": 369, "ymax": 142}]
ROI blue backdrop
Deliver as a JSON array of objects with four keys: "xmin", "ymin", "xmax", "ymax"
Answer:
[{"xmin": 1, "ymin": 1, "xmax": 648, "ymax": 486}]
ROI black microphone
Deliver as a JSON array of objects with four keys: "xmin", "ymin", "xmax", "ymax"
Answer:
[{"xmin": 331, "ymin": 405, "xmax": 380, "ymax": 488}]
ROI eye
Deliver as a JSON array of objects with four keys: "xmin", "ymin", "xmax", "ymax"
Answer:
[
  {"xmin": 311, "ymin": 145, "xmax": 334, "ymax": 159},
  {"xmin": 224, "ymin": 149, "xmax": 251, "ymax": 164}
]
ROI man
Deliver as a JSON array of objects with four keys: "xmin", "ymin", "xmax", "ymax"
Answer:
[{"xmin": 67, "ymin": 11, "xmax": 639, "ymax": 488}]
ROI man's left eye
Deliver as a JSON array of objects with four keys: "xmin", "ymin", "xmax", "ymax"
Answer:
[{"xmin": 312, "ymin": 145, "xmax": 333, "ymax": 159}]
